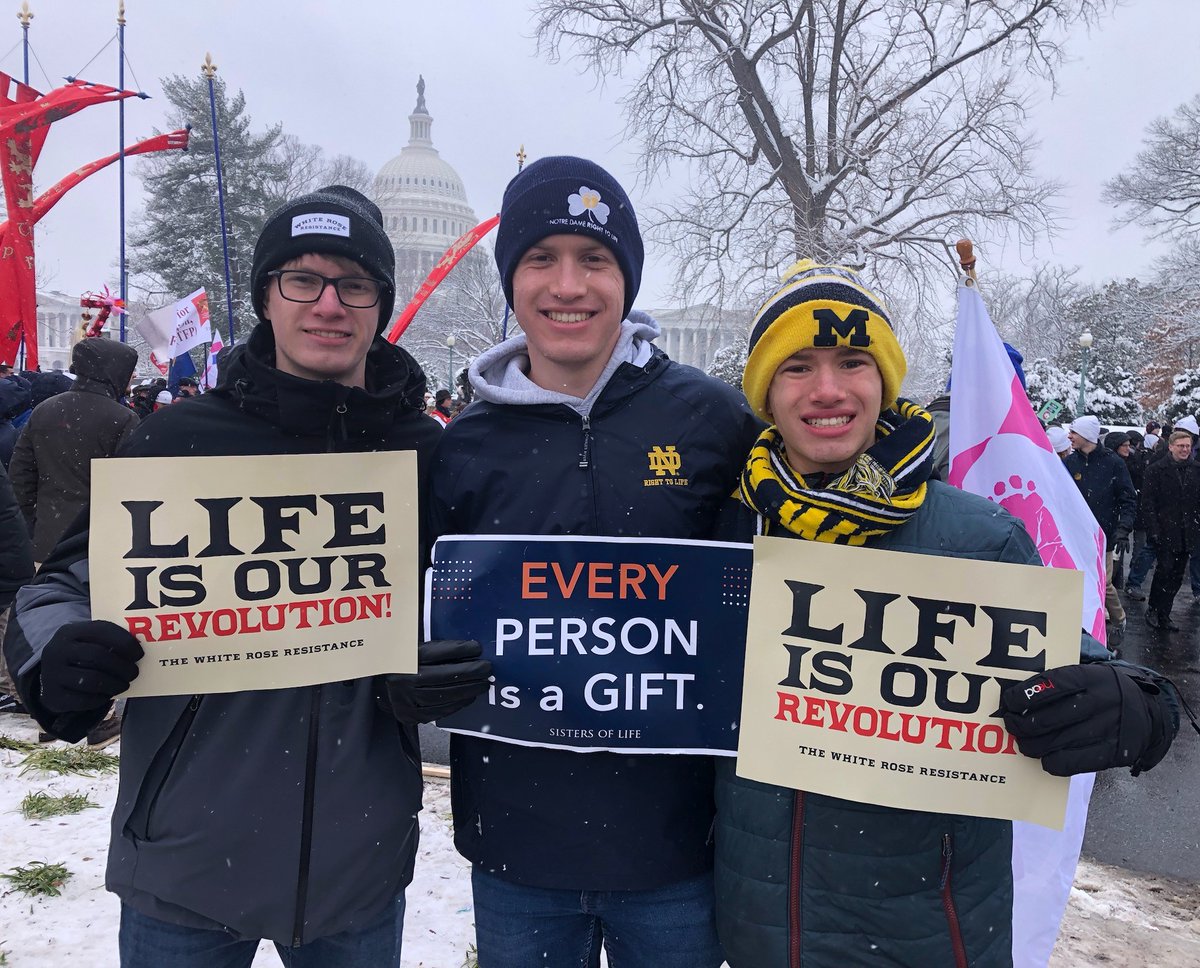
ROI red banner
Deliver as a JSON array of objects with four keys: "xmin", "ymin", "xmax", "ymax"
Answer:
[
  {"xmin": 0, "ymin": 73, "xmax": 149, "ymax": 367},
  {"xmin": 24, "ymin": 129, "xmax": 189, "ymax": 225},
  {"xmin": 385, "ymin": 214, "xmax": 500, "ymax": 344}
]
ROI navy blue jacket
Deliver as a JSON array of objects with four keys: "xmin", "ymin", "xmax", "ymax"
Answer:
[
  {"xmin": 429, "ymin": 349, "xmax": 760, "ymax": 890},
  {"xmin": 1064, "ymin": 444, "xmax": 1136, "ymax": 540},
  {"xmin": 711, "ymin": 482, "xmax": 1175, "ymax": 967}
]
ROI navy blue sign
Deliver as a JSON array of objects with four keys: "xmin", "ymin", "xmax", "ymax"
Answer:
[{"xmin": 426, "ymin": 535, "xmax": 752, "ymax": 753}]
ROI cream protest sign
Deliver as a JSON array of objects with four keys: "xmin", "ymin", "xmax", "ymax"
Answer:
[
  {"xmin": 737, "ymin": 536, "xmax": 1082, "ymax": 829},
  {"xmin": 89, "ymin": 452, "xmax": 419, "ymax": 698}
]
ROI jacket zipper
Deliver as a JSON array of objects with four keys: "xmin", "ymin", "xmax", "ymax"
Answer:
[
  {"xmin": 291, "ymin": 394, "xmax": 343, "ymax": 944},
  {"xmin": 291, "ymin": 685, "xmax": 323, "ymax": 946},
  {"xmin": 788, "ymin": 791, "xmax": 805, "ymax": 968},
  {"xmin": 939, "ymin": 833, "xmax": 968, "ymax": 968},
  {"xmin": 141, "ymin": 695, "xmax": 203, "ymax": 841},
  {"xmin": 578, "ymin": 414, "xmax": 592, "ymax": 469}
]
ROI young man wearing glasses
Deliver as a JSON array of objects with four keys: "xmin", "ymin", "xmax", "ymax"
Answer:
[{"xmin": 4, "ymin": 185, "xmax": 489, "ymax": 967}]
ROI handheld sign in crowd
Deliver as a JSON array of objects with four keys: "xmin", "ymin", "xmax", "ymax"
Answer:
[
  {"xmin": 738, "ymin": 536, "xmax": 1081, "ymax": 829},
  {"xmin": 427, "ymin": 535, "xmax": 751, "ymax": 753},
  {"xmin": 89, "ymin": 452, "xmax": 420, "ymax": 698}
]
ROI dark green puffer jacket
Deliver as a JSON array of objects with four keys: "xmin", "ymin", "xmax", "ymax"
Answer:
[{"xmin": 712, "ymin": 481, "xmax": 1115, "ymax": 968}]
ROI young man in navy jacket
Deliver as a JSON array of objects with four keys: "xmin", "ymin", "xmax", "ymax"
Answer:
[{"xmin": 430, "ymin": 156, "xmax": 760, "ymax": 967}]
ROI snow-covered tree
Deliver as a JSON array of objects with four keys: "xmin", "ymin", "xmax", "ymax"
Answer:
[
  {"xmin": 535, "ymin": 0, "xmax": 1113, "ymax": 311},
  {"xmin": 1103, "ymin": 93, "xmax": 1200, "ymax": 239},
  {"xmin": 706, "ymin": 343, "xmax": 746, "ymax": 391},
  {"xmin": 1165, "ymin": 369, "xmax": 1200, "ymax": 424},
  {"xmin": 1024, "ymin": 357, "xmax": 1079, "ymax": 424},
  {"xmin": 131, "ymin": 75, "xmax": 287, "ymax": 338},
  {"xmin": 1082, "ymin": 361, "xmax": 1141, "ymax": 425},
  {"xmin": 398, "ymin": 247, "xmax": 511, "ymax": 388}
]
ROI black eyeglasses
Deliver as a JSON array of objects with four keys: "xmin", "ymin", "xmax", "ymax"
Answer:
[{"xmin": 267, "ymin": 269, "xmax": 387, "ymax": 309}]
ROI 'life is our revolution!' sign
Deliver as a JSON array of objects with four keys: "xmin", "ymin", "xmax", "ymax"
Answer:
[
  {"xmin": 89, "ymin": 452, "xmax": 420, "ymax": 697},
  {"xmin": 427, "ymin": 535, "xmax": 751, "ymax": 754},
  {"xmin": 738, "ymin": 536, "xmax": 1082, "ymax": 829}
]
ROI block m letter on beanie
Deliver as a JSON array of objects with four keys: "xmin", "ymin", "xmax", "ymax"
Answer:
[{"xmin": 812, "ymin": 308, "xmax": 871, "ymax": 348}]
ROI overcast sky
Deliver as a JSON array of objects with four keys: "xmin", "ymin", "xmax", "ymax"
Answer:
[{"xmin": 8, "ymin": 0, "xmax": 1200, "ymax": 316}]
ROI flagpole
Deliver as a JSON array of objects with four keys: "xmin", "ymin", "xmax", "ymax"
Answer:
[
  {"xmin": 15, "ymin": 2, "xmax": 31, "ymax": 369},
  {"xmin": 118, "ymin": 1, "xmax": 127, "ymax": 340},
  {"xmin": 500, "ymin": 144, "xmax": 527, "ymax": 342},
  {"xmin": 18, "ymin": 2, "xmax": 30, "ymax": 84},
  {"xmin": 202, "ymin": 52, "xmax": 236, "ymax": 344}
]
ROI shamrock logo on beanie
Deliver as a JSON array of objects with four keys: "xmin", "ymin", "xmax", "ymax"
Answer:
[{"xmin": 568, "ymin": 187, "xmax": 610, "ymax": 224}]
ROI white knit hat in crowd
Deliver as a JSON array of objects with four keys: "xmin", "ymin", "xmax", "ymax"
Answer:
[
  {"xmin": 1069, "ymin": 415, "xmax": 1101, "ymax": 444},
  {"xmin": 1046, "ymin": 426, "xmax": 1071, "ymax": 455},
  {"xmin": 1176, "ymin": 415, "xmax": 1200, "ymax": 436}
]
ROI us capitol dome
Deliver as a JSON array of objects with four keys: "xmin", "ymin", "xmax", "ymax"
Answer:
[{"xmin": 375, "ymin": 77, "xmax": 479, "ymax": 284}]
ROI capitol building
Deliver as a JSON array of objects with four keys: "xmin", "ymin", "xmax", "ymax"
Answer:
[
  {"xmin": 371, "ymin": 79, "xmax": 736, "ymax": 375},
  {"xmin": 374, "ymin": 78, "xmax": 480, "ymax": 288}
]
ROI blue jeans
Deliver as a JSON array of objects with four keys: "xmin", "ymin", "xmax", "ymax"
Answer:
[
  {"xmin": 1128, "ymin": 534, "xmax": 1156, "ymax": 588},
  {"xmin": 471, "ymin": 867, "xmax": 724, "ymax": 968},
  {"xmin": 118, "ymin": 896, "xmax": 405, "ymax": 968}
]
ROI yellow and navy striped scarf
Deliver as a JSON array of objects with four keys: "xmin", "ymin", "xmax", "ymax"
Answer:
[{"xmin": 737, "ymin": 399, "xmax": 936, "ymax": 543}]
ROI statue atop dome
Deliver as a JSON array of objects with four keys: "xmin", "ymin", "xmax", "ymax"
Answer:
[{"xmin": 415, "ymin": 75, "xmax": 427, "ymax": 114}]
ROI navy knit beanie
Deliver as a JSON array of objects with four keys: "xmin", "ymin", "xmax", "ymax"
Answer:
[
  {"xmin": 494, "ymin": 156, "xmax": 644, "ymax": 320},
  {"xmin": 251, "ymin": 185, "xmax": 396, "ymax": 331}
]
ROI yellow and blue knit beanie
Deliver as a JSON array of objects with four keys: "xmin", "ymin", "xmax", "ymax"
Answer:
[{"xmin": 742, "ymin": 260, "xmax": 906, "ymax": 421}]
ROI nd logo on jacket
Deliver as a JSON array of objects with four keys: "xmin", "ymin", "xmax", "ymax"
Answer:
[{"xmin": 645, "ymin": 445, "xmax": 689, "ymax": 487}]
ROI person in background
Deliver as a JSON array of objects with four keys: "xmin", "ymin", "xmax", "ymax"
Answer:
[
  {"xmin": 0, "ymin": 459, "xmax": 34, "ymax": 713},
  {"xmin": 1065, "ymin": 414, "xmax": 1137, "ymax": 645},
  {"xmin": 430, "ymin": 388, "xmax": 454, "ymax": 427},
  {"xmin": 1140, "ymin": 430, "xmax": 1200, "ymax": 631},
  {"xmin": 1046, "ymin": 425, "xmax": 1071, "ymax": 459},
  {"xmin": 0, "ymin": 370, "xmax": 32, "ymax": 469}
]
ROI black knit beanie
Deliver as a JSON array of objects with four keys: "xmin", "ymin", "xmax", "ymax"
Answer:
[
  {"xmin": 494, "ymin": 156, "xmax": 644, "ymax": 320},
  {"xmin": 251, "ymin": 185, "xmax": 396, "ymax": 330}
]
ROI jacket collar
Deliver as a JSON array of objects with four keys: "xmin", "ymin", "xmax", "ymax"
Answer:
[{"xmin": 211, "ymin": 323, "xmax": 428, "ymax": 441}]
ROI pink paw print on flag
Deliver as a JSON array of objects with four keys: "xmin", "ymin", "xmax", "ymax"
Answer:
[{"xmin": 988, "ymin": 475, "xmax": 1077, "ymax": 570}]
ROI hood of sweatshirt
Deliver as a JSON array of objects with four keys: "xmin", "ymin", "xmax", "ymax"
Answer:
[{"xmin": 469, "ymin": 310, "xmax": 660, "ymax": 416}]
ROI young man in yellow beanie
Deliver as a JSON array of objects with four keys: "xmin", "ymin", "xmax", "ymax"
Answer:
[{"xmin": 712, "ymin": 260, "xmax": 1182, "ymax": 967}]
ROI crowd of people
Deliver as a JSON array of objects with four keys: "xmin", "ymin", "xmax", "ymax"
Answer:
[
  {"xmin": 1047, "ymin": 413, "xmax": 1200, "ymax": 640},
  {"xmin": 0, "ymin": 160, "xmax": 1189, "ymax": 967}
]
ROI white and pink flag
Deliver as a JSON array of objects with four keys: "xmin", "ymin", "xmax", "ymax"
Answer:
[
  {"xmin": 203, "ymin": 327, "xmax": 224, "ymax": 391},
  {"xmin": 947, "ymin": 282, "xmax": 1105, "ymax": 968}
]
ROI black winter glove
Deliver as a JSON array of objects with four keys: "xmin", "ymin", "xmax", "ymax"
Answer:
[
  {"xmin": 1000, "ymin": 663, "xmax": 1175, "ymax": 777},
  {"xmin": 39, "ymin": 620, "xmax": 144, "ymax": 715},
  {"xmin": 1112, "ymin": 528, "xmax": 1130, "ymax": 557},
  {"xmin": 379, "ymin": 639, "xmax": 491, "ymax": 725}
]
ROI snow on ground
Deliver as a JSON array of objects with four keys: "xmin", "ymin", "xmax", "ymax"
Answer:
[{"xmin": 2, "ymin": 713, "xmax": 1199, "ymax": 967}]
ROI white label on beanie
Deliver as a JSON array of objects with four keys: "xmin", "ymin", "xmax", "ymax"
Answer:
[{"xmin": 291, "ymin": 213, "xmax": 350, "ymax": 237}]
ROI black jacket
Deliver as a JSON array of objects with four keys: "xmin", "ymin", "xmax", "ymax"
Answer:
[
  {"xmin": 430, "ymin": 347, "xmax": 761, "ymax": 890},
  {"xmin": 0, "ymin": 460, "xmax": 34, "ymax": 611},
  {"xmin": 1063, "ymin": 445, "xmax": 1137, "ymax": 540},
  {"xmin": 1140, "ymin": 457, "xmax": 1200, "ymax": 555},
  {"xmin": 0, "ymin": 374, "xmax": 31, "ymax": 469},
  {"xmin": 8, "ymin": 340, "xmax": 140, "ymax": 559},
  {"xmin": 4, "ymin": 324, "xmax": 442, "ymax": 944}
]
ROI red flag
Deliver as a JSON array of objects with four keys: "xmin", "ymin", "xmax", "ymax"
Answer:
[
  {"xmin": 24, "ymin": 128, "xmax": 189, "ymax": 225},
  {"xmin": 385, "ymin": 215, "xmax": 500, "ymax": 344},
  {"xmin": 0, "ymin": 74, "xmax": 154, "ymax": 367}
]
